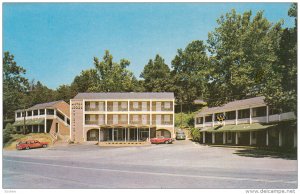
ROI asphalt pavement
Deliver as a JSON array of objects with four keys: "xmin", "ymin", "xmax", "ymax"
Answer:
[{"xmin": 2, "ymin": 140, "xmax": 298, "ymax": 189}]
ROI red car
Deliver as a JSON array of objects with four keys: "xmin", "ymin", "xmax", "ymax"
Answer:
[
  {"xmin": 16, "ymin": 140, "xmax": 48, "ymax": 150},
  {"xmin": 150, "ymin": 136, "xmax": 174, "ymax": 144}
]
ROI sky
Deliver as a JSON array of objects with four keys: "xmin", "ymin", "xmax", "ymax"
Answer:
[{"xmin": 3, "ymin": 3, "xmax": 295, "ymax": 89}]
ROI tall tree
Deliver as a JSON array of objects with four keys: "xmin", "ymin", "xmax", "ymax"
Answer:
[
  {"xmin": 140, "ymin": 54, "xmax": 172, "ymax": 92},
  {"xmin": 263, "ymin": 3, "xmax": 297, "ymax": 114},
  {"xmin": 206, "ymin": 10, "xmax": 282, "ymax": 106},
  {"xmin": 3, "ymin": 52, "xmax": 29, "ymax": 120},
  {"xmin": 27, "ymin": 80, "xmax": 57, "ymax": 106},
  {"xmin": 171, "ymin": 40, "xmax": 210, "ymax": 112}
]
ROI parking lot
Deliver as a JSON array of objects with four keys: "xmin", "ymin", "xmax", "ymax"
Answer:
[{"xmin": 3, "ymin": 140, "xmax": 297, "ymax": 189}]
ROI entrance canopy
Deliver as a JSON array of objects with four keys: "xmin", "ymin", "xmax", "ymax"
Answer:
[
  {"xmin": 201, "ymin": 123, "xmax": 275, "ymax": 133},
  {"xmin": 12, "ymin": 118, "xmax": 44, "ymax": 126}
]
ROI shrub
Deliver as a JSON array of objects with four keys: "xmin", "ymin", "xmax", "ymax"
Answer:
[
  {"xmin": 189, "ymin": 128, "xmax": 201, "ymax": 142},
  {"xmin": 3, "ymin": 123, "xmax": 17, "ymax": 144}
]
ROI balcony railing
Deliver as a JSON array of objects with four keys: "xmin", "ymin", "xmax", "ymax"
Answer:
[
  {"xmin": 152, "ymin": 106, "xmax": 173, "ymax": 112},
  {"xmin": 85, "ymin": 106, "xmax": 105, "ymax": 111},
  {"xmin": 85, "ymin": 120, "xmax": 105, "ymax": 125},
  {"xmin": 107, "ymin": 107, "xmax": 128, "ymax": 112},
  {"xmin": 107, "ymin": 120, "xmax": 128, "ymax": 125},
  {"xmin": 130, "ymin": 120, "xmax": 150, "ymax": 125}
]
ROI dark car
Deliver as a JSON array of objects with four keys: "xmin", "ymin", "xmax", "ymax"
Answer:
[
  {"xmin": 16, "ymin": 140, "xmax": 48, "ymax": 150},
  {"xmin": 176, "ymin": 131, "xmax": 186, "ymax": 140}
]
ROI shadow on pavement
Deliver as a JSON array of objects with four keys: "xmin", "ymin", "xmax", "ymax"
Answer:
[{"xmin": 233, "ymin": 148, "xmax": 297, "ymax": 160}]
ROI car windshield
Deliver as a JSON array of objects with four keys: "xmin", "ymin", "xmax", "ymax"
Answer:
[{"xmin": 17, "ymin": 141, "xmax": 25, "ymax": 145}]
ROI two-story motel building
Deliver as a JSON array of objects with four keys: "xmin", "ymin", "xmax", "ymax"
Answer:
[
  {"xmin": 195, "ymin": 96, "xmax": 297, "ymax": 148},
  {"xmin": 13, "ymin": 100, "xmax": 70, "ymax": 136},
  {"xmin": 70, "ymin": 92, "xmax": 175, "ymax": 144}
]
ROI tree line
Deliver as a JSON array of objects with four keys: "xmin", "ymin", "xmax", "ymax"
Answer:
[{"xmin": 3, "ymin": 4, "xmax": 297, "ymax": 122}]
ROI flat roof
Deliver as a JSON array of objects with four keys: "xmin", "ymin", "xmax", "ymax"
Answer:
[
  {"xmin": 197, "ymin": 96, "xmax": 266, "ymax": 116},
  {"xmin": 73, "ymin": 92, "xmax": 175, "ymax": 100}
]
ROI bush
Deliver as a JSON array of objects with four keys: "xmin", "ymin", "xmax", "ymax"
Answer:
[
  {"xmin": 3, "ymin": 123, "xmax": 17, "ymax": 144},
  {"xmin": 175, "ymin": 113, "xmax": 195, "ymax": 128},
  {"xmin": 189, "ymin": 128, "xmax": 201, "ymax": 142}
]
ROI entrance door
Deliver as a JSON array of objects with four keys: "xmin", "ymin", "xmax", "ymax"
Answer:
[{"xmin": 140, "ymin": 130, "xmax": 149, "ymax": 141}]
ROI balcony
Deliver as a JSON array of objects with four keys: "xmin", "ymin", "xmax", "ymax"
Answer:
[
  {"xmin": 107, "ymin": 120, "xmax": 128, "ymax": 125},
  {"xmin": 85, "ymin": 120, "xmax": 105, "ymax": 125},
  {"xmin": 85, "ymin": 106, "xmax": 105, "ymax": 112},
  {"xmin": 130, "ymin": 120, "xmax": 150, "ymax": 125}
]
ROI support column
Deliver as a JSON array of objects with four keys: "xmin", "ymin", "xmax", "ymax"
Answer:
[
  {"xmin": 148, "ymin": 127, "xmax": 151, "ymax": 142},
  {"xmin": 38, "ymin": 125, "xmax": 40, "ymax": 133},
  {"xmin": 266, "ymin": 106, "xmax": 269, "ymax": 123},
  {"xmin": 203, "ymin": 116, "xmax": 205, "ymax": 128},
  {"xmin": 112, "ymin": 128, "xmax": 114, "ymax": 142},
  {"xmin": 125, "ymin": 128, "xmax": 126, "ymax": 142},
  {"xmin": 212, "ymin": 133, "xmax": 215, "ymax": 144},
  {"xmin": 31, "ymin": 125, "xmax": 33, "ymax": 133},
  {"xmin": 235, "ymin": 110, "xmax": 238, "ymax": 125},
  {"xmin": 44, "ymin": 109, "xmax": 47, "ymax": 133},
  {"xmin": 203, "ymin": 132, "xmax": 206, "ymax": 144},
  {"xmin": 137, "ymin": 128, "xmax": 139, "ymax": 142},
  {"xmin": 212, "ymin": 113, "xmax": 215, "ymax": 127},
  {"xmin": 250, "ymin": 131, "xmax": 252, "ymax": 145},
  {"xmin": 249, "ymin": 108, "xmax": 252, "ymax": 124},
  {"xmin": 266, "ymin": 129, "xmax": 269, "ymax": 146},
  {"xmin": 235, "ymin": 132, "xmax": 239, "ymax": 145},
  {"xmin": 223, "ymin": 132, "xmax": 226, "ymax": 144},
  {"xmin": 279, "ymin": 129, "xmax": 282, "ymax": 147},
  {"xmin": 294, "ymin": 129, "xmax": 297, "ymax": 148}
]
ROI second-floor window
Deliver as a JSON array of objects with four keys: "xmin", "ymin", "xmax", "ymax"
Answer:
[
  {"xmin": 39, "ymin": 109, "xmax": 45, "ymax": 115},
  {"xmin": 17, "ymin": 112, "xmax": 21, "ymax": 118},
  {"xmin": 33, "ymin": 110, "xmax": 39, "ymax": 116},
  {"xmin": 238, "ymin": 109, "xmax": 250, "ymax": 119},
  {"xmin": 252, "ymin": 106, "xmax": 267, "ymax": 117},
  {"xmin": 226, "ymin": 111, "xmax": 236, "ymax": 120},
  {"xmin": 47, "ymin": 109, "xmax": 55, "ymax": 115},
  {"xmin": 27, "ymin": 111, "xmax": 32, "ymax": 116},
  {"xmin": 205, "ymin": 115, "xmax": 212, "ymax": 122},
  {"xmin": 196, "ymin": 117, "xmax": 203, "ymax": 124}
]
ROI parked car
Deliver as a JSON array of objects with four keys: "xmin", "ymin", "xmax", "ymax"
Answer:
[
  {"xmin": 150, "ymin": 136, "xmax": 174, "ymax": 144},
  {"xmin": 176, "ymin": 131, "xmax": 186, "ymax": 140},
  {"xmin": 16, "ymin": 140, "xmax": 48, "ymax": 150}
]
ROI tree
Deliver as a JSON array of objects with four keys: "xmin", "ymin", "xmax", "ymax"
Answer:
[
  {"xmin": 3, "ymin": 52, "xmax": 29, "ymax": 120},
  {"xmin": 171, "ymin": 40, "xmax": 210, "ymax": 112},
  {"xmin": 140, "ymin": 54, "xmax": 172, "ymax": 92},
  {"xmin": 27, "ymin": 80, "xmax": 57, "ymax": 106},
  {"xmin": 263, "ymin": 3, "xmax": 297, "ymax": 114},
  {"xmin": 206, "ymin": 10, "xmax": 282, "ymax": 106},
  {"xmin": 56, "ymin": 84, "xmax": 76, "ymax": 103}
]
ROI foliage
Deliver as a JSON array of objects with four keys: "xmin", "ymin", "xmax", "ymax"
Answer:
[
  {"xmin": 3, "ymin": 123, "xmax": 17, "ymax": 144},
  {"xmin": 189, "ymin": 128, "xmax": 201, "ymax": 142},
  {"xmin": 140, "ymin": 54, "xmax": 173, "ymax": 92},
  {"xmin": 175, "ymin": 113, "xmax": 195, "ymax": 128},
  {"xmin": 206, "ymin": 10, "xmax": 282, "ymax": 106},
  {"xmin": 3, "ymin": 52, "xmax": 29, "ymax": 119},
  {"xmin": 171, "ymin": 40, "xmax": 209, "ymax": 111}
]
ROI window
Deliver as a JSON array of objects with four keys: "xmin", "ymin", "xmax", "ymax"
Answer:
[
  {"xmin": 133, "ymin": 102, "xmax": 139, "ymax": 109},
  {"xmin": 67, "ymin": 118, "xmax": 70, "ymax": 125},
  {"xmin": 27, "ymin": 111, "xmax": 32, "ymax": 116},
  {"xmin": 164, "ymin": 102, "xmax": 171, "ymax": 109},
  {"xmin": 39, "ymin": 109, "xmax": 45, "ymax": 115},
  {"xmin": 33, "ymin": 110, "xmax": 39, "ymax": 116},
  {"xmin": 205, "ymin": 115, "xmax": 212, "ymax": 122},
  {"xmin": 85, "ymin": 115, "xmax": 90, "ymax": 121},
  {"xmin": 226, "ymin": 111, "xmax": 236, "ymax": 120},
  {"xmin": 56, "ymin": 111, "xmax": 65, "ymax": 121},
  {"xmin": 252, "ymin": 106, "xmax": 267, "ymax": 117},
  {"xmin": 238, "ymin": 109, "xmax": 250, "ymax": 119},
  {"xmin": 196, "ymin": 117, "xmax": 203, "ymax": 124},
  {"xmin": 17, "ymin": 112, "xmax": 21, "ymax": 118},
  {"xmin": 47, "ymin": 109, "xmax": 55, "ymax": 115}
]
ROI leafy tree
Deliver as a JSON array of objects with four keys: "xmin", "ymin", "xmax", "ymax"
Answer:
[
  {"xmin": 171, "ymin": 40, "xmax": 209, "ymax": 112},
  {"xmin": 3, "ymin": 52, "xmax": 29, "ymax": 120},
  {"xmin": 71, "ymin": 69, "xmax": 100, "ymax": 92},
  {"xmin": 263, "ymin": 3, "xmax": 297, "ymax": 114},
  {"xmin": 55, "ymin": 84, "xmax": 76, "ymax": 103},
  {"xmin": 27, "ymin": 80, "xmax": 57, "ymax": 106},
  {"xmin": 140, "ymin": 54, "xmax": 172, "ymax": 92},
  {"xmin": 206, "ymin": 10, "xmax": 282, "ymax": 106}
]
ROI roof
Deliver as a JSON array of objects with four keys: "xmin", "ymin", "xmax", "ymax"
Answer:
[
  {"xmin": 15, "ymin": 100, "xmax": 67, "ymax": 112},
  {"xmin": 201, "ymin": 123, "xmax": 274, "ymax": 133},
  {"xmin": 73, "ymin": 92, "xmax": 175, "ymax": 100},
  {"xmin": 197, "ymin": 96, "xmax": 266, "ymax": 116}
]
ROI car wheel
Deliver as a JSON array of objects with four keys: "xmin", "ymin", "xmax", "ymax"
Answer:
[
  {"xmin": 168, "ymin": 140, "xmax": 172, "ymax": 144},
  {"xmin": 42, "ymin": 144, "xmax": 47, "ymax": 148},
  {"xmin": 26, "ymin": 147, "xmax": 30, "ymax": 150},
  {"xmin": 165, "ymin": 141, "xmax": 169, "ymax": 144}
]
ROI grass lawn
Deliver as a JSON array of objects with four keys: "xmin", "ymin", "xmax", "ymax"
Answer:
[{"xmin": 3, "ymin": 133, "xmax": 52, "ymax": 150}]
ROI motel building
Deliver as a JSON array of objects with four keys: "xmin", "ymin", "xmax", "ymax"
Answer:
[
  {"xmin": 13, "ymin": 101, "xmax": 70, "ymax": 137},
  {"xmin": 195, "ymin": 96, "xmax": 297, "ymax": 148},
  {"xmin": 70, "ymin": 92, "xmax": 175, "ymax": 145}
]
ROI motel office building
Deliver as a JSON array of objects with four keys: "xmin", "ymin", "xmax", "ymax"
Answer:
[
  {"xmin": 195, "ymin": 97, "xmax": 297, "ymax": 148},
  {"xmin": 70, "ymin": 92, "xmax": 175, "ymax": 144}
]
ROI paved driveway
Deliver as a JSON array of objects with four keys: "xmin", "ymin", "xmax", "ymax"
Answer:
[{"xmin": 3, "ymin": 140, "xmax": 297, "ymax": 189}]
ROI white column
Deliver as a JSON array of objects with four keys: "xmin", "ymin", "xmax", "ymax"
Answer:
[
  {"xmin": 235, "ymin": 110, "xmax": 238, "ymax": 125},
  {"xmin": 250, "ymin": 131, "xmax": 252, "ymax": 145},
  {"xmin": 266, "ymin": 129, "xmax": 269, "ymax": 146},
  {"xmin": 112, "ymin": 128, "xmax": 114, "ymax": 142},
  {"xmin": 223, "ymin": 112, "xmax": 226, "ymax": 126},
  {"xmin": 203, "ymin": 132, "xmax": 206, "ymax": 144},
  {"xmin": 38, "ymin": 125, "xmax": 40, "ymax": 133},
  {"xmin": 294, "ymin": 129, "xmax": 297, "ymax": 148},
  {"xmin": 38, "ymin": 109, "xmax": 40, "ymax": 118},
  {"xmin": 44, "ymin": 109, "xmax": 47, "ymax": 133},
  {"xmin": 105, "ymin": 100, "xmax": 108, "ymax": 124},
  {"xmin": 203, "ymin": 116, "xmax": 205, "ymax": 128},
  {"xmin": 31, "ymin": 110, "xmax": 34, "ymax": 119},
  {"xmin": 223, "ymin": 132, "xmax": 226, "ymax": 144},
  {"xmin": 279, "ymin": 129, "xmax": 282, "ymax": 147},
  {"xmin": 235, "ymin": 132, "xmax": 239, "ymax": 145},
  {"xmin": 212, "ymin": 133, "xmax": 215, "ymax": 144},
  {"xmin": 31, "ymin": 125, "xmax": 33, "ymax": 133},
  {"xmin": 54, "ymin": 109, "xmax": 57, "ymax": 117},
  {"xmin": 212, "ymin": 113, "xmax": 215, "ymax": 127},
  {"xmin": 266, "ymin": 106, "xmax": 269, "ymax": 123},
  {"xmin": 249, "ymin": 108, "xmax": 252, "ymax": 124}
]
